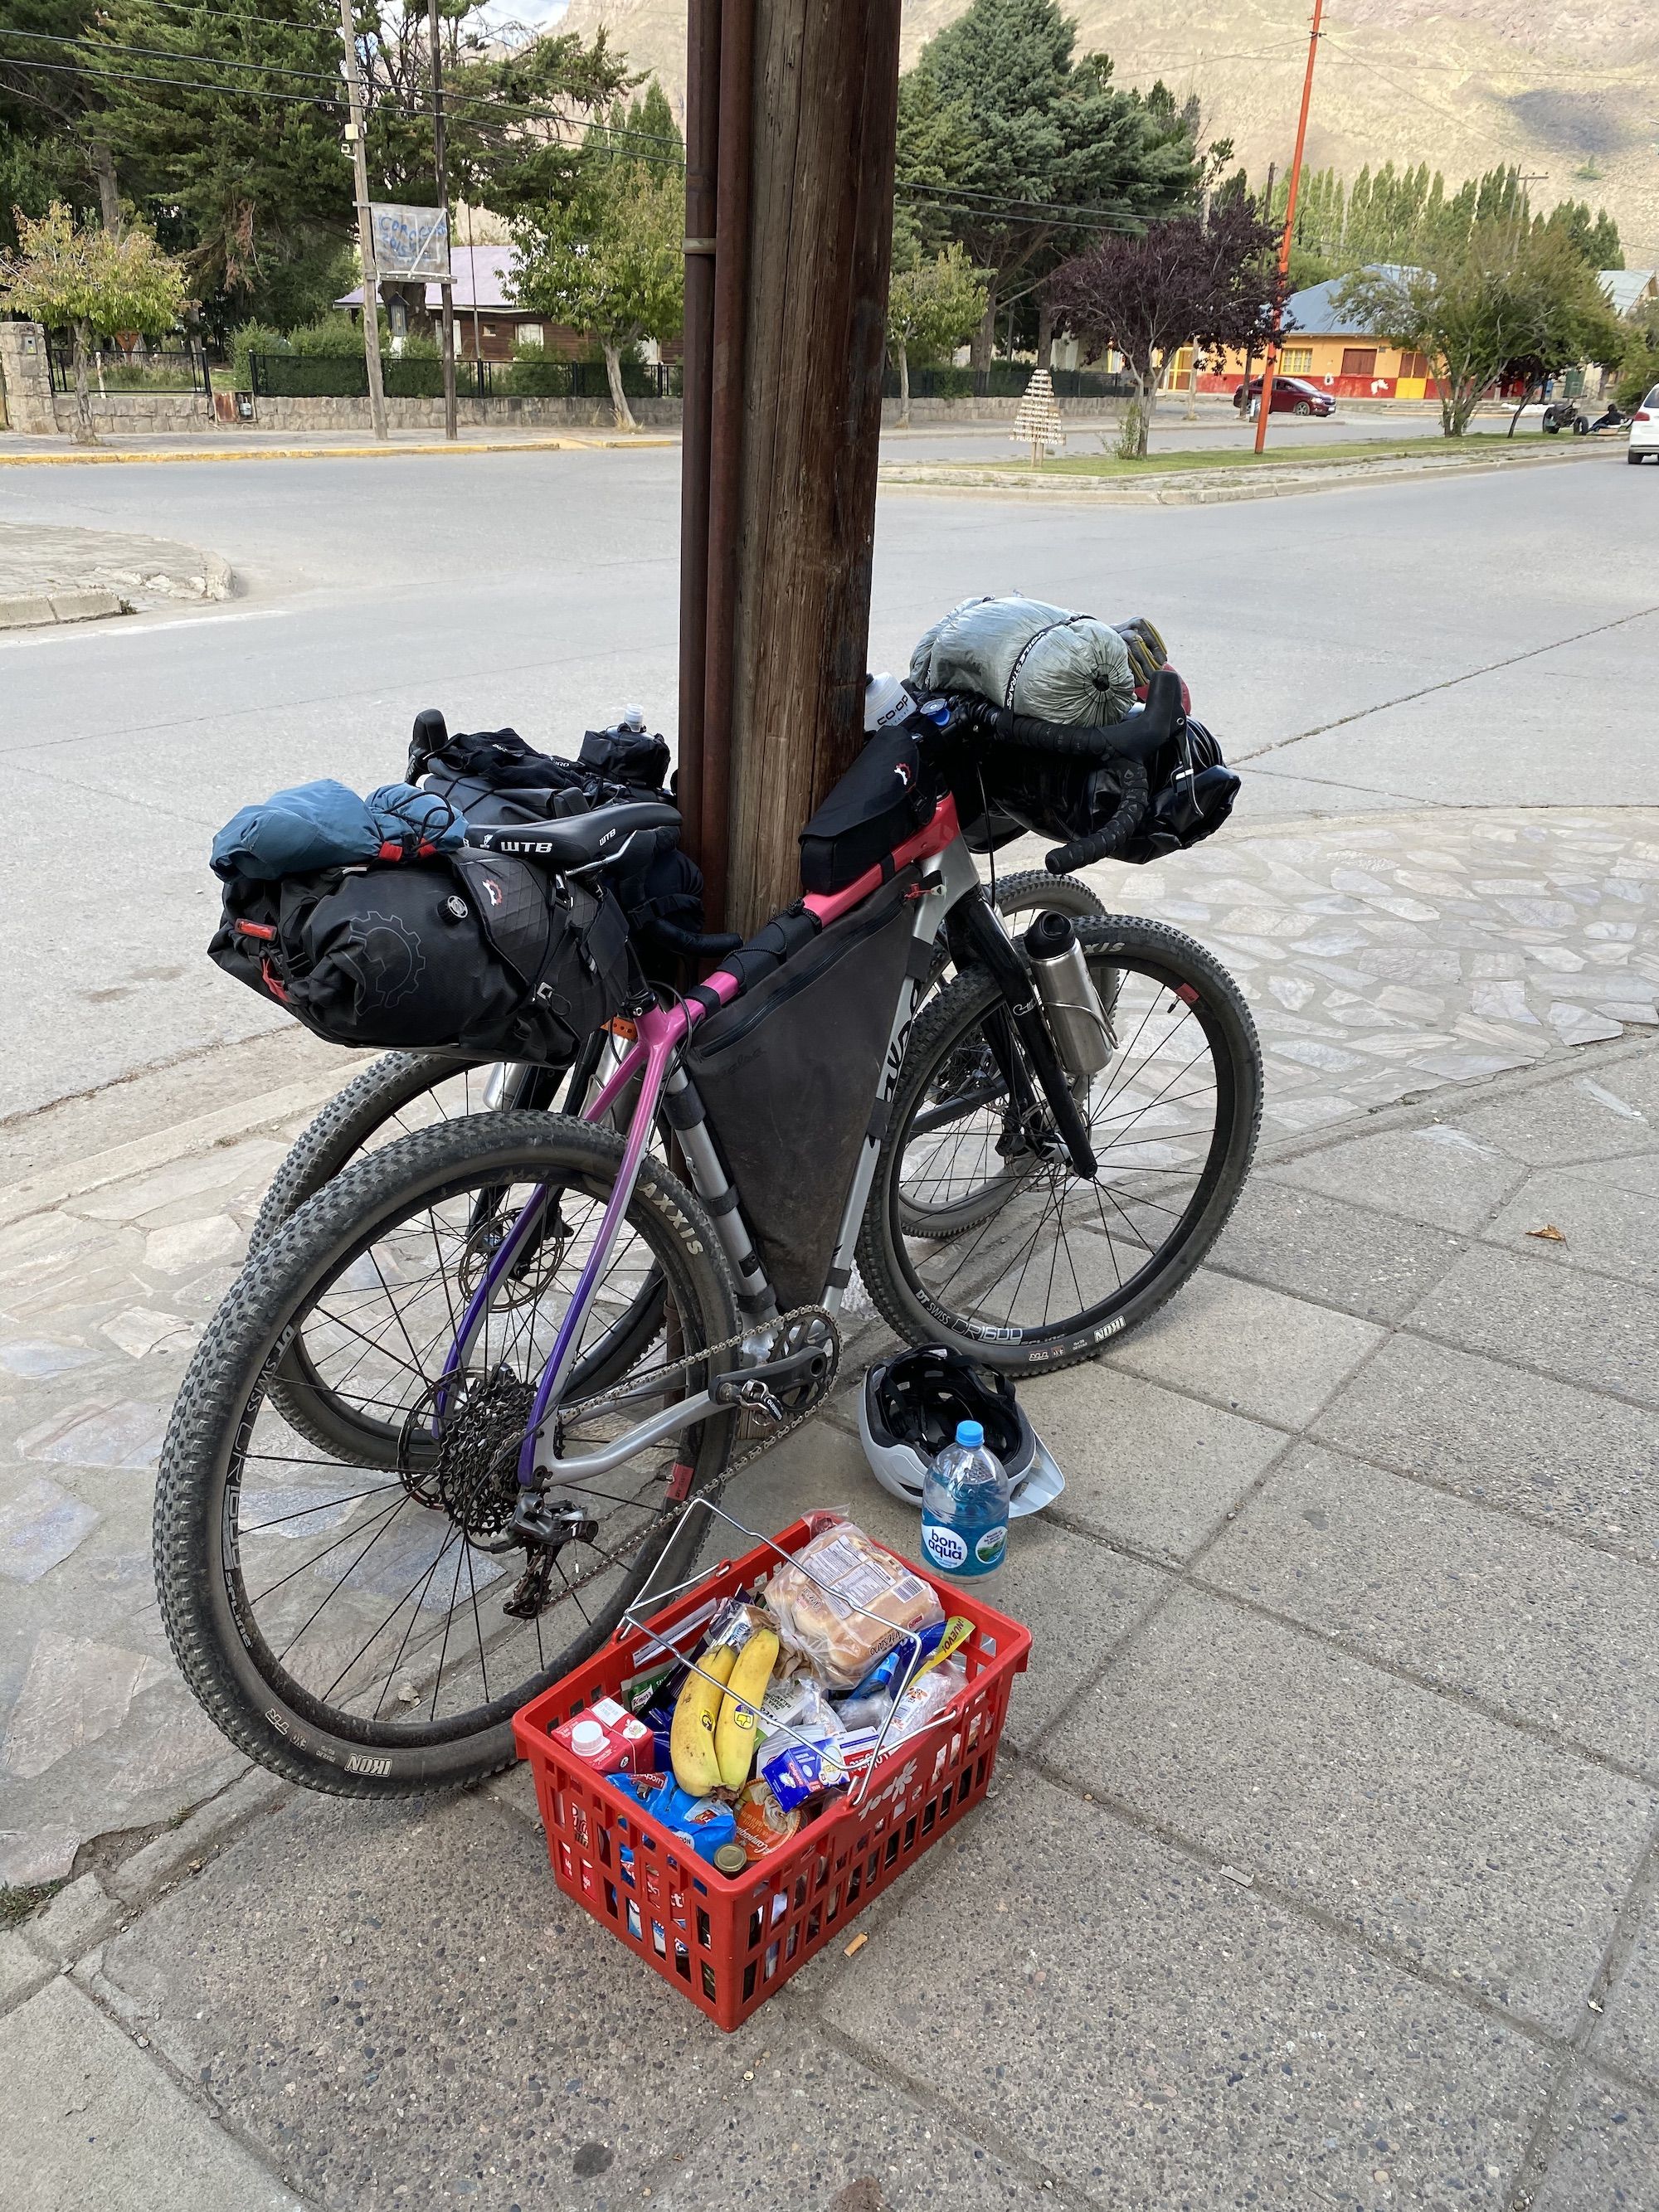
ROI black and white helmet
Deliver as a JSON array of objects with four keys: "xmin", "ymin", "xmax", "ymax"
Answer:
[{"xmin": 858, "ymin": 1347, "xmax": 1064, "ymax": 1519}]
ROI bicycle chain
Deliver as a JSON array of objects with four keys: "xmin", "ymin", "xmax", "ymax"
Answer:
[{"xmin": 551, "ymin": 1301, "xmax": 844, "ymax": 1509}]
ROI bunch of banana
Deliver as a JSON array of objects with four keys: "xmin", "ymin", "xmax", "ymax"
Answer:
[
  {"xmin": 669, "ymin": 1616, "xmax": 780, "ymax": 1795},
  {"xmin": 669, "ymin": 1641, "xmax": 736, "ymax": 1794},
  {"xmin": 715, "ymin": 1624, "xmax": 779, "ymax": 1789}
]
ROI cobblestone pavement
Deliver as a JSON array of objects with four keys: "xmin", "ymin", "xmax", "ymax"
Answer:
[{"xmin": 2, "ymin": 805, "xmax": 1657, "ymax": 2210}]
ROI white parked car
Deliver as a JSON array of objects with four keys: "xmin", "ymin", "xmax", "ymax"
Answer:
[{"xmin": 1630, "ymin": 386, "xmax": 1659, "ymax": 464}]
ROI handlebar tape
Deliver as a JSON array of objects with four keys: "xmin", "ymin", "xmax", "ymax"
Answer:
[
  {"xmin": 1044, "ymin": 758, "xmax": 1151, "ymax": 874},
  {"xmin": 961, "ymin": 665, "xmax": 1184, "ymax": 766},
  {"xmin": 645, "ymin": 916, "xmax": 745, "ymax": 957}
]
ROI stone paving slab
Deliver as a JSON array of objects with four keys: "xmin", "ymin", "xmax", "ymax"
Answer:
[
  {"xmin": 649, "ymin": 2033, "xmax": 1050, "ymax": 2212},
  {"xmin": 1204, "ymin": 1443, "xmax": 1659, "ymax": 1778},
  {"xmin": 1405, "ymin": 1245, "xmax": 1659, "ymax": 1404},
  {"xmin": 1264, "ymin": 1117, "xmax": 1528, "ymax": 1231},
  {"xmin": 94, "ymin": 1788, "xmax": 765, "ymax": 2212},
  {"xmin": 1484, "ymin": 1166, "xmax": 1659, "ymax": 1286},
  {"xmin": 1592, "ymin": 1916, "xmax": 1659, "ymax": 2088},
  {"xmin": 1101, "ymin": 1269, "xmax": 1385, "ymax": 1430},
  {"xmin": 1018, "ymin": 1362, "xmax": 1287, "ymax": 1562},
  {"xmin": 1310, "ymin": 1334, "xmax": 1659, "ymax": 1558},
  {"xmin": 1532, "ymin": 2071, "xmax": 1657, "ymax": 2210},
  {"xmin": 820, "ymin": 1778, "xmax": 1556, "ymax": 2210},
  {"xmin": 0, "ymin": 1974, "xmax": 302, "ymax": 2210},
  {"xmin": 1209, "ymin": 1175, "xmax": 1467, "ymax": 1321},
  {"xmin": 1043, "ymin": 1587, "xmax": 1656, "ymax": 2035}
]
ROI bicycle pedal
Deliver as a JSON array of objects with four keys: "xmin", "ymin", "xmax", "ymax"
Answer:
[{"xmin": 736, "ymin": 1378, "xmax": 785, "ymax": 1422}]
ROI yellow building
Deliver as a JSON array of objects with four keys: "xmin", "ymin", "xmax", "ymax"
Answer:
[{"xmin": 1170, "ymin": 271, "xmax": 1440, "ymax": 401}]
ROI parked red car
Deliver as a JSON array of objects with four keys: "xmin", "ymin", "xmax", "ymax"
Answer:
[{"xmin": 1233, "ymin": 376, "xmax": 1336, "ymax": 418}]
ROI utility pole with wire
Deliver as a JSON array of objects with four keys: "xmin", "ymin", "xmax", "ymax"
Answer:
[
  {"xmin": 338, "ymin": 0, "xmax": 388, "ymax": 441},
  {"xmin": 1255, "ymin": 0, "xmax": 1324, "ymax": 454},
  {"xmin": 427, "ymin": 0, "xmax": 458, "ymax": 441}
]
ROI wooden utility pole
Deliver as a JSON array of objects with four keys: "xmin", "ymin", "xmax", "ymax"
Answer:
[
  {"xmin": 427, "ymin": 0, "xmax": 458, "ymax": 441},
  {"xmin": 683, "ymin": 0, "xmax": 902, "ymax": 934},
  {"xmin": 675, "ymin": 0, "xmax": 721, "ymax": 876},
  {"xmin": 338, "ymin": 0, "xmax": 388, "ymax": 442},
  {"xmin": 1255, "ymin": 0, "xmax": 1324, "ymax": 454}
]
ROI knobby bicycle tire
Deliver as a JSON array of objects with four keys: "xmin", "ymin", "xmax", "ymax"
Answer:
[{"xmin": 154, "ymin": 1111, "xmax": 738, "ymax": 1799}]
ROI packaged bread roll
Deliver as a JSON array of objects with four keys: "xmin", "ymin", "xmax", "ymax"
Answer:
[{"xmin": 766, "ymin": 1519, "xmax": 945, "ymax": 1690}]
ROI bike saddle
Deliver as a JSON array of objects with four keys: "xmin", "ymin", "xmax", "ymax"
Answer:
[{"xmin": 465, "ymin": 800, "xmax": 679, "ymax": 873}]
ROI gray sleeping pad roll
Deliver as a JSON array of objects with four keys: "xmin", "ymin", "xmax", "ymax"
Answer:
[{"xmin": 908, "ymin": 594, "xmax": 1135, "ymax": 726}]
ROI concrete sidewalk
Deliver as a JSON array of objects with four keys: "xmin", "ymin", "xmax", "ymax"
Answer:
[
  {"xmin": 2, "ymin": 805, "xmax": 1657, "ymax": 2209},
  {"xmin": 0, "ymin": 523, "xmax": 232, "ymax": 630}
]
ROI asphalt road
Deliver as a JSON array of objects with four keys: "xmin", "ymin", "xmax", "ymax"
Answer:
[{"xmin": 1, "ymin": 440, "xmax": 1652, "ymax": 1118}]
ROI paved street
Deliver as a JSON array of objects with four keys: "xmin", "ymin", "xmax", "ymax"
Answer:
[
  {"xmin": 1, "ymin": 439, "xmax": 1657, "ymax": 2208},
  {"xmin": 0, "ymin": 438, "xmax": 1652, "ymax": 1116}
]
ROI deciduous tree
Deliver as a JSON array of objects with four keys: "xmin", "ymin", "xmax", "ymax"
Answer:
[
  {"xmin": 886, "ymin": 241, "xmax": 987, "ymax": 425},
  {"xmin": 508, "ymin": 80, "xmax": 683, "ymax": 430},
  {"xmin": 0, "ymin": 197, "xmax": 190, "ymax": 439},
  {"xmin": 1045, "ymin": 201, "xmax": 1282, "ymax": 456},
  {"xmin": 1341, "ymin": 221, "xmax": 1623, "ymax": 437}
]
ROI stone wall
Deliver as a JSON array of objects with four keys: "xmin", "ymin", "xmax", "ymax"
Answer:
[
  {"xmin": 52, "ymin": 391, "xmax": 216, "ymax": 435},
  {"xmin": 251, "ymin": 393, "xmax": 683, "ymax": 434},
  {"xmin": 0, "ymin": 323, "xmax": 57, "ymax": 435}
]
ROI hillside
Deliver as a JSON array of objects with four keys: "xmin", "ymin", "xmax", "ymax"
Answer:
[{"xmin": 562, "ymin": 0, "xmax": 1659, "ymax": 265}]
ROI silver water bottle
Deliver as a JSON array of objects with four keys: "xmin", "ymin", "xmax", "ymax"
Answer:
[{"xmin": 1024, "ymin": 911, "xmax": 1113, "ymax": 1080}]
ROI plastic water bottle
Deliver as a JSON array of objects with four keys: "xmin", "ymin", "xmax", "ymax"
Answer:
[{"xmin": 920, "ymin": 1420, "xmax": 1010, "ymax": 1580}]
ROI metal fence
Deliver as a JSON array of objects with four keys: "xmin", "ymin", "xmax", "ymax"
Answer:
[
  {"xmin": 49, "ymin": 344, "xmax": 210, "ymax": 395},
  {"xmin": 248, "ymin": 352, "xmax": 681, "ymax": 401},
  {"xmin": 881, "ymin": 365, "xmax": 1136, "ymax": 401}
]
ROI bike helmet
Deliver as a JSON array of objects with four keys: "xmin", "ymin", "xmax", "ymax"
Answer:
[{"xmin": 859, "ymin": 1346, "xmax": 1064, "ymax": 1519}]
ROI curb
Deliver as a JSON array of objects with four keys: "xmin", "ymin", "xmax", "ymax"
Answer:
[
  {"xmin": 0, "ymin": 1068, "xmax": 343, "ymax": 1231},
  {"xmin": 0, "ymin": 434, "xmax": 679, "ymax": 467},
  {"xmin": 880, "ymin": 440, "xmax": 1614, "ymax": 506},
  {"xmin": 0, "ymin": 587, "xmax": 126, "ymax": 630}
]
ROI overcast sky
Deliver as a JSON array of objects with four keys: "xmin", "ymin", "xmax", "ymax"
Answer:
[{"xmin": 475, "ymin": 0, "xmax": 572, "ymax": 35}]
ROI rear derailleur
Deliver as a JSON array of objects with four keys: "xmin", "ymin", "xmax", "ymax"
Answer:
[{"xmin": 501, "ymin": 1498, "xmax": 599, "ymax": 1618}]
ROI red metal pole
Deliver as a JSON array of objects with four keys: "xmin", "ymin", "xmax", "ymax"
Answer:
[{"xmin": 1255, "ymin": 0, "xmax": 1324, "ymax": 454}]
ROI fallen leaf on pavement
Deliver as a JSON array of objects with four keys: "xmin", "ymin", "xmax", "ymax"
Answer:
[{"xmin": 1526, "ymin": 1224, "xmax": 1566, "ymax": 1242}]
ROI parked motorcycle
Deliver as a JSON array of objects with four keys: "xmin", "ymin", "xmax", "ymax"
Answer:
[{"xmin": 1541, "ymin": 400, "xmax": 1589, "ymax": 435}]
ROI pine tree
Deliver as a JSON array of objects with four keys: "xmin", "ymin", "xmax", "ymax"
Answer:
[{"xmin": 898, "ymin": 0, "xmax": 1200, "ymax": 372}]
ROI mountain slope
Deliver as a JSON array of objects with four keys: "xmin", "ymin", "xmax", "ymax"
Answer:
[{"xmin": 562, "ymin": 0, "xmax": 1658, "ymax": 263}]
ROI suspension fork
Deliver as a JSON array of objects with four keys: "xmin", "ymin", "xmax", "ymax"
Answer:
[{"xmin": 949, "ymin": 886, "xmax": 1097, "ymax": 1180}]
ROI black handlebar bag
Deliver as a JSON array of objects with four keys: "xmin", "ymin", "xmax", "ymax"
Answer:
[{"xmin": 210, "ymin": 849, "xmax": 631, "ymax": 1064}]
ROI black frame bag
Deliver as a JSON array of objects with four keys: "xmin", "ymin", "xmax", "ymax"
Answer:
[
  {"xmin": 684, "ymin": 871, "xmax": 922, "ymax": 1305},
  {"xmin": 211, "ymin": 850, "xmax": 632, "ymax": 1063}
]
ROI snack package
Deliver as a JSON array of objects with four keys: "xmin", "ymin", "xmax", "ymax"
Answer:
[
  {"xmin": 886, "ymin": 1655, "xmax": 968, "ymax": 1748},
  {"xmin": 759, "ymin": 1726, "xmax": 881, "ymax": 1812},
  {"xmin": 765, "ymin": 1520, "xmax": 944, "ymax": 1690}
]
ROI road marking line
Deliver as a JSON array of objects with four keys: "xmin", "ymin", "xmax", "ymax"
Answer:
[{"xmin": 0, "ymin": 605, "xmax": 288, "ymax": 649}]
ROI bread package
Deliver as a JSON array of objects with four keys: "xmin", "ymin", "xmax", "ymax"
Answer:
[{"xmin": 766, "ymin": 1519, "xmax": 945, "ymax": 1690}]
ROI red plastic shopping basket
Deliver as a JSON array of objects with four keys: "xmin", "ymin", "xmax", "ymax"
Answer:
[{"xmin": 511, "ymin": 1515, "xmax": 1030, "ymax": 2032}]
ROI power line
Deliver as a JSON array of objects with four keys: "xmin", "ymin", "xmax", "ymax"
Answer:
[
  {"xmin": 0, "ymin": 51, "xmax": 347, "ymax": 106},
  {"xmin": 2, "ymin": 26, "xmax": 347, "ymax": 85}
]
